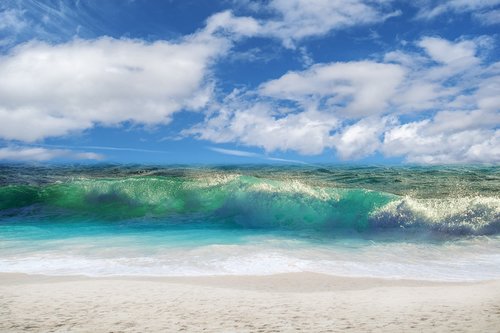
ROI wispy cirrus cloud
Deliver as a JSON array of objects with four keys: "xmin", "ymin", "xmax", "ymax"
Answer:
[
  {"xmin": 209, "ymin": 147, "xmax": 310, "ymax": 164},
  {"xmin": 474, "ymin": 9, "xmax": 500, "ymax": 25},
  {"xmin": 215, "ymin": 0, "xmax": 401, "ymax": 47},
  {"xmin": 31, "ymin": 144, "xmax": 169, "ymax": 154},
  {"xmin": 415, "ymin": 0, "xmax": 500, "ymax": 24},
  {"xmin": 0, "ymin": 146, "xmax": 103, "ymax": 162},
  {"xmin": 209, "ymin": 147, "xmax": 259, "ymax": 157}
]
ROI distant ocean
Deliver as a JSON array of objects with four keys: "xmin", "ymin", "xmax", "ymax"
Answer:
[{"xmin": 0, "ymin": 165, "xmax": 499, "ymax": 281}]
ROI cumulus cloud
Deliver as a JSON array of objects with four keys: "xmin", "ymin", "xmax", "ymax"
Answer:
[
  {"xmin": 382, "ymin": 110, "xmax": 500, "ymax": 164},
  {"xmin": 260, "ymin": 61, "xmax": 405, "ymax": 117},
  {"xmin": 187, "ymin": 94, "xmax": 339, "ymax": 155},
  {"xmin": 204, "ymin": 10, "xmax": 261, "ymax": 38},
  {"xmin": 189, "ymin": 35, "xmax": 500, "ymax": 163},
  {"xmin": 333, "ymin": 117, "xmax": 396, "ymax": 160},
  {"xmin": 0, "ymin": 23, "xmax": 233, "ymax": 142},
  {"xmin": 418, "ymin": 37, "xmax": 479, "ymax": 66},
  {"xmin": 0, "ymin": 146, "xmax": 103, "ymax": 162},
  {"xmin": 389, "ymin": 36, "xmax": 489, "ymax": 113}
]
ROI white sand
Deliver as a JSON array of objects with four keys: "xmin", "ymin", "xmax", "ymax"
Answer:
[{"xmin": 1, "ymin": 273, "xmax": 499, "ymax": 332}]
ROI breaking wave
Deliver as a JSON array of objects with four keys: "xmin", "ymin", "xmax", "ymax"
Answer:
[{"xmin": 1, "ymin": 173, "xmax": 498, "ymax": 236}]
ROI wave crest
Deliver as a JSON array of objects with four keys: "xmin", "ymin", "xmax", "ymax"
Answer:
[
  {"xmin": 1, "ymin": 175, "xmax": 499, "ymax": 236},
  {"xmin": 370, "ymin": 196, "xmax": 500, "ymax": 235}
]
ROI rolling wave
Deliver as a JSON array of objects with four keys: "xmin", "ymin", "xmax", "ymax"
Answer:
[{"xmin": 1, "ymin": 174, "xmax": 498, "ymax": 235}]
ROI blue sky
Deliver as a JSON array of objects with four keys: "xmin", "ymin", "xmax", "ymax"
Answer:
[{"xmin": 0, "ymin": 0, "xmax": 499, "ymax": 164}]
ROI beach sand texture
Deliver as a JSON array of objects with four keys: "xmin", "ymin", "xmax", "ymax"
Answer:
[{"xmin": 1, "ymin": 273, "xmax": 499, "ymax": 332}]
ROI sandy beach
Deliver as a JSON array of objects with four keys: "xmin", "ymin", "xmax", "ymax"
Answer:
[{"xmin": 1, "ymin": 273, "xmax": 499, "ymax": 332}]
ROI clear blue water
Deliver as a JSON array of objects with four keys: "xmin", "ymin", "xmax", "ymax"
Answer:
[{"xmin": 0, "ymin": 164, "xmax": 499, "ymax": 280}]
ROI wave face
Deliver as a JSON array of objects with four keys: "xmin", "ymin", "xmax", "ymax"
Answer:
[{"xmin": 0, "ymin": 165, "xmax": 499, "ymax": 236}]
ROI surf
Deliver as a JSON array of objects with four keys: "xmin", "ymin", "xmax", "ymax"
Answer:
[{"xmin": 0, "ymin": 166, "xmax": 498, "ymax": 236}]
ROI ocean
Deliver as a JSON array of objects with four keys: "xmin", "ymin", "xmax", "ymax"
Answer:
[{"xmin": 0, "ymin": 164, "xmax": 499, "ymax": 281}]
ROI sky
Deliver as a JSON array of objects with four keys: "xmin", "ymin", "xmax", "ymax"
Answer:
[{"xmin": 0, "ymin": 0, "xmax": 499, "ymax": 165}]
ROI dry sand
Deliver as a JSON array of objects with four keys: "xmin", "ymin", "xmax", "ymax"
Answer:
[{"xmin": 1, "ymin": 273, "xmax": 499, "ymax": 332}]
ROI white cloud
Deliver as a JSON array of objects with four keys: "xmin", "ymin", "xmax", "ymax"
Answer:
[
  {"xmin": 1, "ymin": 2, "xmax": 498, "ymax": 165},
  {"xmin": 474, "ymin": 8, "xmax": 500, "ymax": 24},
  {"xmin": 0, "ymin": 2, "xmax": 87, "ymax": 47},
  {"xmin": 209, "ymin": 147, "xmax": 259, "ymax": 157},
  {"xmin": 33, "ymin": 144, "xmax": 169, "ymax": 154},
  {"xmin": 0, "ymin": 9, "xmax": 27, "ymax": 31},
  {"xmin": 204, "ymin": 10, "xmax": 261, "ymax": 38},
  {"xmin": 187, "ymin": 97, "xmax": 339, "ymax": 155},
  {"xmin": 0, "ymin": 146, "xmax": 103, "ymax": 161},
  {"xmin": 257, "ymin": 36, "xmax": 488, "ymax": 119},
  {"xmin": 0, "ymin": 27, "xmax": 230, "ymax": 141},
  {"xmin": 0, "ymin": 8, "xmax": 28, "ymax": 47},
  {"xmin": 476, "ymin": 63, "xmax": 500, "ymax": 112},
  {"xmin": 221, "ymin": 0, "xmax": 400, "ymax": 47},
  {"xmin": 209, "ymin": 146, "xmax": 310, "ymax": 164},
  {"xmin": 416, "ymin": 0, "xmax": 500, "ymax": 24},
  {"xmin": 333, "ymin": 117, "xmax": 396, "ymax": 160},
  {"xmin": 389, "ymin": 36, "xmax": 489, "ymax": 113},
  {"xmin": 418, "ymin": 37, "xmax": 479, "ymax": 66},
  {"xmin": 260, "ymin": 0, "xmax": 400, "ymax": 47},
  {"xmin": 382, "ymin": 110, "xmax": 500, "ymax": 164},
  {"xmin": 260, "ymin": 61, "xmax": 405, "ymax": 117},
  {"xmin": 188, "ymin": 35, "xmax": 500, "ymax": 164}
]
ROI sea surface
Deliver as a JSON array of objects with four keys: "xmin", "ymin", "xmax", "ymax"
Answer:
[{"xmin": 0, "ymin": 164, "xmax": 499, "ymax": 281}]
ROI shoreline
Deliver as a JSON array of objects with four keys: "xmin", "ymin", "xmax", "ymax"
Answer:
[
  {"xmin": 0, "ymin": 271, "xmax": 484, "ymax": 289},
  {"xmin": 1, "ymin": 272, "xmax": 499, "ymax": 332}
]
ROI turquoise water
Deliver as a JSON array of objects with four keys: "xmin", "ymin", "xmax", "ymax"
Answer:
[{"xmin": 0, "ymin": 165, "xmax": 499, "ymax": 280}]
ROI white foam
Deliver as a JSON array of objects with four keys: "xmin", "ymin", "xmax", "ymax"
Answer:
[
  {"xmin": 1, "ymin": 236, "xmax": 499, "ymax": 281},
  {"xmin": 371, "ymin": 195, "xmax": 500, "ymax": 234}
]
